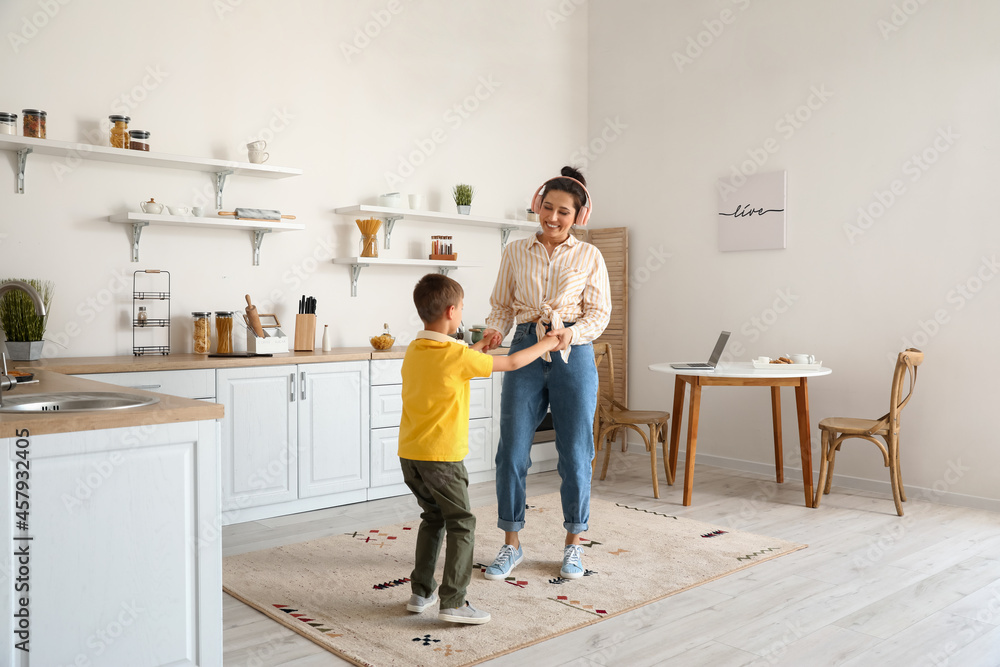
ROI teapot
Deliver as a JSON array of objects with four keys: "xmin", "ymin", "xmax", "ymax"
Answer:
[{"xmin": 140, "ymin": 198, "xmax": 163, "ymax": 214}]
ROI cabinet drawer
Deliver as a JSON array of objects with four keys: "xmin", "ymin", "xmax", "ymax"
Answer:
[
  {"xmin": 370, "ymin": 358, "xmax": 403, "ymax": 386},
  {"xmin": 74, "ymin": 369, "xmax": 216, "ymax": 400},
  {"xmin": 371, "ymin": 378, "xmax": 492, "ymax": 429},
  {"xmin": 371, "ymin": 418, "xmax": 494, "ymax": 487}
]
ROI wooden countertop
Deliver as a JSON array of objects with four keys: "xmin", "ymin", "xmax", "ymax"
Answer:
[{"xmin": 0, "ymin": 370, "xmax": 223, "ymax": 438}]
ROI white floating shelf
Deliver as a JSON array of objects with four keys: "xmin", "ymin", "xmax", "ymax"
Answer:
[
  {"xmin": 332, "ymin": 257, "xmax": 481, "ymax": 297},
  {"xmin": 334, "ymin": 204, "xmax": 538, "ymax": 249},
  {"xmin": 111, "ymin": 212, "xmax": 305, "ymax": 266}
]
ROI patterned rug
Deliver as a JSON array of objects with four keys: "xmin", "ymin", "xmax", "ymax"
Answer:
[{"xmin": 222, "ymin": 493, "xmax": 805, "ymax": 666}]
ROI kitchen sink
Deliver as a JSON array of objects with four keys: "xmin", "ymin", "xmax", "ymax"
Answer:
[{"xmin": 0, "ymin": 391, "xmax": 159, "ymax": 413}]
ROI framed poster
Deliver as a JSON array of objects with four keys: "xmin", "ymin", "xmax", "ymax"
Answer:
[{"xmin": 717, "ymin": 170, "xmax": 786, "ymax": 251}]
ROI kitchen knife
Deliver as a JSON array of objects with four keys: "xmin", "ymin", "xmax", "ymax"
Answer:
[{"xmin": 245, "ymin": 294, "xmax": 265, "ymax": 338}]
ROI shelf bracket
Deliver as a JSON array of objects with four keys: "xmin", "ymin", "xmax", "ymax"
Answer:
[
  {"xmin": 500, "ymin": 226, "xmax": 517, "ymax": 250},
  {"xmin": 16, "ymin": 147, "xmax": 32, "ymax": 194},
  {"xmin": 349, "ymin": 262, "xmax": 369, "ymax": 297},
  {"xmin": 437, "ymin": 265, "xmax": 456, "ymax": 277},
  {"xmin": 214, "ymin": 169, "xmax": 234, "ymax": 210},
  {"xmin": 130, "ymin": 221, "xmax": 149, "ymax": 262},
  {"xmin": 381, "ymin": 216, "xmax": 402, "ymax": 249},
  {"xmin": 251, "ymin": 229, "xmax": 271, "ymax": 266}
]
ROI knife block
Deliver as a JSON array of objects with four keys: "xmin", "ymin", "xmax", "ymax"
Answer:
[{"xmin": 293, "ymin": 314, "xmax": 316, "ymax": 351}]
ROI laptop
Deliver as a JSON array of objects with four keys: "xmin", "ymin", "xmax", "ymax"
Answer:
[{"xmin": 670, "ymin": 331, "xmax": 731, "ymax": 370}]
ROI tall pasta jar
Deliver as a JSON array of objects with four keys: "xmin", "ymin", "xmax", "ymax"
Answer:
[
  {"xmin": 215, "ymin": 311, "xmax": 234, "ymax": 354},
  {"xmin": 109, "ymin": 115, "xmax": 130, "ymax": 148},
  {"xmin": 192, "ymin": 311, "xmax": 211, "ymax": 354},
  {"xmin": 22, "ymin": 109, "xmax": 46, "ymax": 138},
  {"xmin": 0, "ymin": 113, "xmax": 16, "ymax": 136}
]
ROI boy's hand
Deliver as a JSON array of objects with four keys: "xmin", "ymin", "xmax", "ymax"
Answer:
[
  {"xmin": 471, "ymin": 339, "xmax": 489, "ymax": 352},
  {"xmin": 482, "ymin": 329, "xmax": 503, "ymax": 350},
  {"xmin": 545, "ymin": 328, "xmax": 573, "ymax": 351}
]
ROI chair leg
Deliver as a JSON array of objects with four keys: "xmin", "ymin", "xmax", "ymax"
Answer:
[
  {"xmin": 824, "ymin": 432, "xmax": 837, "ymax": 494},
  {"xmin": 888, "ymin": 436, "xmax": 904, "ymax": 516},
  {"xmin": 814, "ymin": 429, "xmax": 830, "ymax": 508},
  {"xmin": 648, "ymin": 424, "xmax": 660, "ymax": 499},
  {"xmin": 599, "ymin": 427, "xmax": 616, "ymax": 481},
  {"xmin": 660, "ymin": 424, "xmax": 674, "ymax": 486},
  {"xmin": 896, "ymin": 436, "xmax": 906, "ymax": 502}
]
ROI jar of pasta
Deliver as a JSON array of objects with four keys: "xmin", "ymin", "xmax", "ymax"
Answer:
[
  {"xmin": 192, "ymin": 311, "xmax": 211, "ymax": 354},
  {"xmin": 109, "ymin": 115, "xmax": 130, "ymax": 148},
  {"xmin": 22, "ymin": 109, "xmax": 46, "ymax": 138},
  {"xmin": 215, "ymin": 311, "xmax": 235, "ymax": 354},
  {"xmin": 0, "ymin": 113, "xmax": 16, "ymax": 136}
]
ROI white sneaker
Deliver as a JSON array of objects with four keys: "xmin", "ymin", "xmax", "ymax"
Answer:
[
  {"xmin": 439, "ymin": 601, "xmax": 491, "ymax": 624},
  {"xmin": 406, "ymin": 591, "xmax": 438, "ymax": 613},
  {"xmin": 560, "ymin": 544, "xmax": 584, "ymax": 579}
]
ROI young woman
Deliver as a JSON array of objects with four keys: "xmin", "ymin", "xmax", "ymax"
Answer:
[{"xmin": 481, "ymin": 166, "xmax": 612, "ymax": 580}]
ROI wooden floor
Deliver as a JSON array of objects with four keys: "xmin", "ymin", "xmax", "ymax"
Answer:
[{"xmin": 222, "ymin": 453, "xmax": 1000, "ymax": 666}]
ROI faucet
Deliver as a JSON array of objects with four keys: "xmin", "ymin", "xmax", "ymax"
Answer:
[{"xmin": 0, "ymin": 280, "xmax": 47, "ymax": 406}]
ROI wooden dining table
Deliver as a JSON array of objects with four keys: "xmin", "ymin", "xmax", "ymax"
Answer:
[{"xmin": 647, "ymin": 361, "xmax": 832, "ymax": 508}]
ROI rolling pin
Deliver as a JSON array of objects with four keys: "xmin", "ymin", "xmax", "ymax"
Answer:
[
  {"xmin": 245, "ymin": 294, "xmax": 265, "ymax": 338},
  {"xmin": 219, "ymin": 208, "xmax": 297, "ymax": 221}
]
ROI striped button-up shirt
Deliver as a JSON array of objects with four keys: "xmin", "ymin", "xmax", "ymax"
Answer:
[{"xmin": 485, "ymin": 233, "xmax": 612, "ymax": 361}]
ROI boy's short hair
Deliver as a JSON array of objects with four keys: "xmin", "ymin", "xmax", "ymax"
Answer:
[{"xmin": 413, "ymin": 273, "xmax": 464, "ymax": 324}]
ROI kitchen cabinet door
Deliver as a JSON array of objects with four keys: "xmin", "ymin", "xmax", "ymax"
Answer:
[
  {"xmin": 297, "ymin": 361, "xmax": 370, "ymax": 498},
  {"xmin": 217, "ymin": 365, "xmax": 298, "ymax": 512}
]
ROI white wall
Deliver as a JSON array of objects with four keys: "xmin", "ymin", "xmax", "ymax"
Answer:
[
  {"xmin": 588, "ymin": 0, "xmax": 1000, "ymax": 505},
  {"xmin": 0, "ymin": 0, "xmax": 587, "ymax": 353}
]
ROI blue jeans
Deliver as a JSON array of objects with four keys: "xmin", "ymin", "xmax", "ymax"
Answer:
[{"xmin": 495, "ymin": 322, "xmax": 597, "ymax": 534}]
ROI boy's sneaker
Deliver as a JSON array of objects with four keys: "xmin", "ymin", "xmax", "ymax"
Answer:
[
  {"xmin": 406, "ymin": 591, "xmax": 438, "ymax": 613},
  {"xmin": 560, "ymin": 544, "xmax": 584, "ymax": 579},
  {"xmin": 439, "ymin": 601, "xmax": 491, "ymax": 624},
  {"xmin": 484, "ymin": 543, "xmax": 524, "ymax": 580}
]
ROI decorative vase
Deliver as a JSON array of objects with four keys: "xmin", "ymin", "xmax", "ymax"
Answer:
[
  {"xmin": 457, "ymin": 205, "xmax": 471, "ymax": 215},
  {"xmin": 6, "ymin": 341, "xmax": 43, "ymax": 361}
]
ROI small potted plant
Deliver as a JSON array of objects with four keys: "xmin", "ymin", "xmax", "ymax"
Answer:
[
  {"xmin": 0, "ymin": 279, "xmax": 53, "ymax": 361},
  {"xmin": 452, "ymin": 183, "xmax": 475, "ymax": 215}
]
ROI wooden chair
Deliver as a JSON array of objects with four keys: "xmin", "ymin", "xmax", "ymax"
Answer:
[
  {"xmin": 592, "ymin": 343, "xmax": 672, "ymax": 498},
  {"xmin": 814, "ymin": 348, "xmax": 924, "ymax": 516}
]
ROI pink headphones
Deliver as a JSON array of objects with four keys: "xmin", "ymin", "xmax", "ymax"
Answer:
[{"xmin": 531, "ymin": 175, "xmax": 593, "ymax": 226}]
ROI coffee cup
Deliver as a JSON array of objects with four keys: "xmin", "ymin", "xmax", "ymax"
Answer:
[
  {"xmin": 248, "ymin": 150, "xmax": 269, "ymax": 164},
  {"xmin": 788, "ymin": 353, "xmax": 815, "ymax": 364},
  {"xmin": 755, "ymin": 356, "xmax": 770, "ymax": 364},
  {"xmin": 408, "ymin": 194, "xmax": 424, "ymax": 210},
  {"xmin": 192, "ymin": 206, "xmax": 205, "ymax": 217},
  {"xmin": 246, "ymin": 140, "xmax": 266, "ymax": 152}
]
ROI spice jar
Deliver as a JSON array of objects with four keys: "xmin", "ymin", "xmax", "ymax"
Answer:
[
  {"xmin": 128, "ymin": 129, "xmax": 150, "ymax": 151},
  {"xmin": 22, "ymin": 109, "xmax": 46, "ymax": 138},
  {"xmin": 109, "ymin": 115, "xmax": 130, "ymax": 148},
  {"xmin": 215, "ymin": 311, "xmax": 234, "ymax": 354},
  {"xmin": 0, "ymin": 113, "xmax": 15, "ymax": 136},
  {"xmin": 137, "ymin": 306, "xmax": 148, "ymax": 327},
  {"xmin": 192, "ymin": 311, "xmax": 211, "ymax": 354}
]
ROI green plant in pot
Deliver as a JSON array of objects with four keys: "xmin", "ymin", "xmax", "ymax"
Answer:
[
  {"xmin": 452, "ymin": 183, "xmax": 475, "ymax": 214},
  {"xmin": 0, "ymin": 279, "xmax": 53, "ymax": 361}
]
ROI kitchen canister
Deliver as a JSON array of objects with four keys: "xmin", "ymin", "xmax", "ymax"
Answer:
[
  {"xmin": 109, "ymin": 115, "xmax": 130, "ymax": 148},
  {"xmin": 128, "ymin": 129, "xmax": 150, "ymax": 151},
  {"xmin": 192, "ymin": 311, "xmax": 211, "ymax": 354},
  {"xmin": 0, "ymin": 112, "xmax": 16, "ymax": 135},
  {"xmin": 22, "ymin": 109, "xmax": 46, "ymax": 138},
  {"xmin": 215, "ymin": 311, "xmax": 234, "ymax": 354}
]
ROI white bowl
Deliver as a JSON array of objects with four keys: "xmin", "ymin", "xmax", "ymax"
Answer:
[
  {"xmin": 167, "ymin": 205, "xmax": 192, "ymax": 216},
  {"xmin": 377, "ymin": 193, "xmax": 401, "ymax": 208}
]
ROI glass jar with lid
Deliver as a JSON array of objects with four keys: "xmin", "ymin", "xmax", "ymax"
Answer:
[
  {"xmin": 215, "ymin": 311, "xmax": 235, "ymax": 354},
  {"xmin": 0, "ymin": 113, "xmax": 16, "ymax": 136},
  {"xmin": 192, "ymin": 311, "xmax": 211, "ymax": 354},
  {"xmin": 128, "ymin": 129, "xmax": 150, "ymax": 151},
  {"xmin": 109, "ymin": 115, "xmax": 130, "ymax": 148},
  {"xmin": 22, "ymin": 109, "xmax": 46, "ymax": 138}
]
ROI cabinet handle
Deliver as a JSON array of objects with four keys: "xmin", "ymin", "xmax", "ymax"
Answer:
[
  {"xmin": 129, "ymin": 384, "xmax": 161, "ymax": 390},
  {"xmin": 290, "ymin": 373, "xmax": 296, "ymax": 402},
  {"xmin": 300, "ymin": 371, "xmax": 306, "ymax": 400}
]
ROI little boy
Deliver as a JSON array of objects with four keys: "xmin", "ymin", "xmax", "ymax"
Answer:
[{"xmin": 398, "ymin": 273, "xmax": 559, "ymax": 624}]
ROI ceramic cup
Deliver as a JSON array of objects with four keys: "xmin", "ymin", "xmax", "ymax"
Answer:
[
  {"xmin": 408, "ymin": 194, "xmax": 424, "ymax": 210},
  {"xmin": 246, "ymin": 140, "xmax": 266, "ymax": 152},
  {"xmin": 248, "ymin": 150, "xmax": 269, "ymax": 164},
  {"xmin": 788, "ymin": 353, "xmax": 816, "ymax": 364},
  {"xmin": 192, "ymin": 206, "xmax": 205, "ymax": 217},
  {"xmin": 755, "ymin": 356, "xmax": 770, "ymax": 364}
]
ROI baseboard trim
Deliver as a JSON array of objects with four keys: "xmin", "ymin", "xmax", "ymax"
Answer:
[{"xmin": 679, "ymin": 451, "xmax": 1000, "ymax": 514}]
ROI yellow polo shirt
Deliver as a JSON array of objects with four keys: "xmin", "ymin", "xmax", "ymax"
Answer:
[{"xmin": 398, "ymin": 330, "xmax": 494, "ymax": 462}]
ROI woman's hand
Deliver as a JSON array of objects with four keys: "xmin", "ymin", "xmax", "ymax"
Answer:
[
  {"xmin": 482, "ymin": 328, "xmax": 503, "ymax": 350},
  {"xmin": 545, "ymin": 327, "xmax": 573, "ymax": 351}
]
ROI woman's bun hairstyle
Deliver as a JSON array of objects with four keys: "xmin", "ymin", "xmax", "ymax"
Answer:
[{"xmin": 531, "ymin": 166, "xmax": 593, "ymax": 226}]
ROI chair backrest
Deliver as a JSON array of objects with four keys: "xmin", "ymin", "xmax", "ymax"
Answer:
[
  {"xmin": 592, "ymin": 342, "xmax": 615, "ymax": 405},
  {"xmin": 888, "ymin": 348, "xmax": 924, "ymax": 433}
]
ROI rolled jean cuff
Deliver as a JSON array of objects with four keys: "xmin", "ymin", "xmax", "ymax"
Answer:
[
  {"xmin": 564, "ymin": 521, "xmax": 588, "ymax": 534},
  {"xmin": 497, "ymin": 518, "xmax": 524, "ymax": 532}
]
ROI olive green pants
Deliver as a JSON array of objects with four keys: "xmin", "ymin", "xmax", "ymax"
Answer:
[{"xmin": 399, "ymin": 458, "xmax": 476, "ymax": 610}]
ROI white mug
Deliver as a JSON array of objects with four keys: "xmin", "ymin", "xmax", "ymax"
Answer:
[
  {"xmin": 192, "ymin": 206, "xmax": 205, "ymax": 217},
  {"xmin": 408, "ymin": 194, "xmax": 423, "ymax": 210},
  {"xmin": 788, "ymin": 353, "xmax": 815, "ymax": 364},
  {"xmin": 246, "ymin": 140, "xmax": 266, "ymax": 151},
  {"xmin": 755, "ymin": 356, "xmax": 770, "ymax": 364},
  {"xmin": 248, "ymin": 150, "xmax": 269, "ymax": 164}
]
